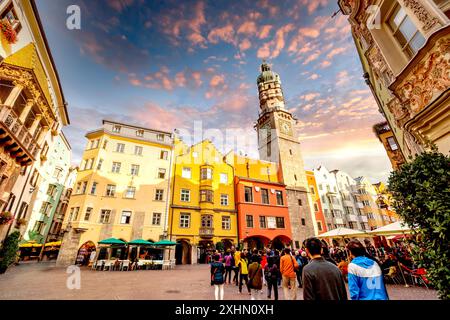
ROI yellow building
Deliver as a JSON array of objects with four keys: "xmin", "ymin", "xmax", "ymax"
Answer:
[
  {"xmin": 169, "ymin": 140, "xmax": 236, "ymax": 265},
  {"xmin": 56, "ymin": 120, "xmax": 173, "ymax": 266},
  {"xmin": 373, "ymin": 182, "xmax": 399, "ymax": 224},
  {"xmin": 339, "ymin": 0, "xmax": 450, "ymax": 159}
]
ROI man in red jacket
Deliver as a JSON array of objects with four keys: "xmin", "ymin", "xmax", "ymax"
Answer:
[{"xmin": 280, "ymin": 248, "xmax": 299, "ymax": 300}]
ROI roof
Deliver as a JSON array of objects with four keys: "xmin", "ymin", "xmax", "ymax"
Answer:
[{"xmin": 102, "ymin": 119, "xmax": 172, "ymax": 135}]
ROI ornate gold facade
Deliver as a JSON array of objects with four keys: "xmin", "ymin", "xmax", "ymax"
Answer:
[{"xmin": 339, "ymin": 0, "xmax": 450, "ymax": 160}]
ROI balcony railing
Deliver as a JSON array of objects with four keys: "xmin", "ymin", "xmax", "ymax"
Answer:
[
  {"xmin": 0, "ymin": 105, "xmax": 40, "ymax": 165},
  {"xmin": 199, "ymin": 227, "xmax": 214, "ymax": 238},
  {"xmin": 347, "ymin": 214, "xmax": 358, "ymax": 222}
]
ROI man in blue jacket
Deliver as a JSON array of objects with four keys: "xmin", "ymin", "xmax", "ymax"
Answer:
[{"xmin": 346, "ymin": 240, "xmax": 389, "ymax": 300}]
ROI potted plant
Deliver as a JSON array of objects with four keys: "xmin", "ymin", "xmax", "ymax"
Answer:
[
  {"xmin": 0, "ymin": 211, "xmax": 13, "ymax": 225},
  {"xmin": 0, "ymin": 19, "xmax": 18, "ymax": 44},
  {"xmin": 15, "ymin": 218, "xmax": 27, "ymax": 228}
]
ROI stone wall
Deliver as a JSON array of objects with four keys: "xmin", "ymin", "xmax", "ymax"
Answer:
[
  {"xmin": 56, "ymin": 227, "xmax": 83, "ymax": 267},
  {"xmin": 286, "ymin": 187, "xmax": 315, "ymax": 249}
]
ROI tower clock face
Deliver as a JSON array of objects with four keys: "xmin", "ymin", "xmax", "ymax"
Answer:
[{"xmin": 279, "ymin": 120, "xmax": 293, "ymax": 136}]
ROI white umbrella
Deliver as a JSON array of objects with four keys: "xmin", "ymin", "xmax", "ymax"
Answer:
[
  {"xmin": 317, "ymin": 227, "xmax": 369, "ymax": 238},
  {"xmin": 368, "ymin": 221, "xmax": 413, "ymax": 236}
]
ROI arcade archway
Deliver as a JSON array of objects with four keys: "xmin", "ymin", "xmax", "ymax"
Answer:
[
  {"xmin": 175, "ymin": 240, "xmax": 192, "ymax": 265},
  {"xmin": 75, "ymin": 241, "xmax": 96, "ymax": 266},
  {"xmin": 271, "ymin": 235, "xmax": 291, "ymax": 250},
  {"xmin": 244, "ymin": 235, "xmax": 270, "ymax": 251}
]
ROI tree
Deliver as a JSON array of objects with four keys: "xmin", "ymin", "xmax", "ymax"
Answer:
[
  {"xmin": 0, "ymin": 231, "xmax": 20, "ymax": 274},
  {"xmin": 388, "ymin": 150, "xmax": 450, "ymax": 299},
  {"xmin": 215, "ymin": 241, "xmax": 224, "ymax": 252}
]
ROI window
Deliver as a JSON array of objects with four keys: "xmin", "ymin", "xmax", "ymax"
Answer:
[
  {"xmin": 106, "ymin": 184, "xmax": 116, "ymax": 197},
  {"xmin": 70, "ymin": 207, "xmax": 80, "ymax": 221},
  {"xmin": 90, "ymin": 182, "xmax": 98, "ymax": 195},
  {"xmin": 99, "ymin": 210, "xmax": 111, "ymax": 223},
  {"xmin": 152, "ymin": 213, "xmax": 161, "ymax": 225},
  {"xmin": 314, "ymin": 203, "xmax": 319, "ymax": 212},
  {"xmin": 160, "ymin": 150, "xmax": 168, "ymax": 160},
  {"xmin": 84, "ymin": 207, "xmax": 92, "ymax": 221},
  {"xmin": 131, "ymin": 164, "xmax": 140, "ymax": 176},
  {"xmin": 276, "ymin": 217, "xmax": 285, "ymax": 228},
  {"xmin": 276, "ymin": 190, "xmax": 284, "ymax": 205},
  {"xmin": 220, "ymin": 194, "xmax": 228, "ymax": 206},
  {"xmin": 200, "ymin": 189, "xmax": 213, "ymax": 202},
  {"xmin": 103, "ymin": 140, "xmax": 108, "ymax": 150},
  {"xmin": 157, "ymin": 133, "xmax": 164, "ymax": 141},
  {"xmin": 310, "ymin": 186, "xmax": 315, "ymax": 194},
  {"xmin": 155, "ymin": 189, "xmax": 164, "ymax": 201},
  {"xmin": 261, "ymin": 188, "xmax": 269, "ymax": 204},
  {"xmin": 220, "ymin": 173, "xmax": 228, "ymax": 184},
  {"xmin": 182, "ymin": 167, "xmax": 192, "ymax": 179},
  {"xmin": 112, "ymin": 162, "xmax": 121, "ymax": 173},
  {"xmin": 201, "ymin": 215, "xmax": 213, "ymax": 228},
  {"xmin": 47, "ymin": 184, "xmax": 57, "ymax": 197},
  {"xmin": 181, "ymin": 189, "xmax": 190, "ymax": 202},
  {"xmin": 246, "ymin": 215, "xmax": 253, "ymax": 228},
  {"xmin": 200, "ymin": 167, "xmax": 212, "ymax": 180},
  {"xmin": 97, "ymin": 159, "xmax": 104, "ymax": 170},
  {"xmin": 222, "ymin": 216, "xmax": 231, "ymax": 230},
  {"xmin": 135, "ymin": 146, "xmax": 143, "ymax": 155},
  {"xmin": 363, "ymin": 200, "xmax": 370, "ymax": 206},
  {"xmin": 318, "ymin": 184, "xmax": 323, "ymax": 191},
  {"xmin": 244, "ymin": 187, "xmax": 253, "ymax": 202},
  {"xmin": 120, "ymin": 211, "xmax": 132, "ymax": 224},
  {"xmin": 387, "ymin": 137, "xmax": 398, "ymax": 151},
  {"xmin": 388, "ymin": 4, "xmax": 426, "ymax": 58},
  {"xmin": 40, "ymin": 202, "xmax": 52, "ymax": 215},
  {"xmin": 317, "ymin": 221, "xmax": 323, "ymax": 231},
  {"xmin": 301, "ymin": 218, "xmax": 306, "ymax": 226},
  {"xmin": 81, "ymin": 181, "xmax": 88, "ymax": 194},
  {"xmin": 298, "ymin": 199, "xmax": 302, "ymax": 206},
  {"xmin": 348, "ymin": 221, "xmax": 355, "ymax": 229},
  {"xmin": 158, "ymin": 168, "xmax": 166, "ymax": 179},
  {"xmin": 116, "ymin": 143, "xmax": 125, "ymax": 153},
  {"xmin": 259, "ymin": 216, "xmax": 266, "ymax": 228},
  {"xmin": 180, "ymin": 213, "xmax": 190, "ymax": 228},
  {"xmin": 53, "ymin": 167, "xmax": 63, "ymax": 180},
  {"xmin": 136, "ymin": 129, "xmax": 144, "ymax": 137},
  {"xmin": 125, "ymin": 186, "xmax": 136, "ymax": 198},
  {"xmin": 368, "ymin": 212, "xmax": 375, "ymax": 219},
  {"xmin": 112, "ymin": 125, "xmax": 121, "ymax": 133}
]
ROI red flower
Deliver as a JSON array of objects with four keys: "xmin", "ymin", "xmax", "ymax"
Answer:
[{"xmin": 0, "ymin": 19, "xmax": 18, "ymax": 44}]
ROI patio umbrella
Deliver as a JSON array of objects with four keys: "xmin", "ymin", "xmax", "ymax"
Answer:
[
  {"xmin": 317, "ymin": 227, "xmax": 369, "ymax": 239},
  {"xmin": 153, "ymin": 240, "xmax": 177, "ymax": 246},
  {"xmin": 128, "ymin": 239, "xmax": 153, "ymax": 246},
  {"xmin": 368, "ymin": 221, "xmax": 413, "ymax": 236},
  {"xmin": 98, "ymin": 238, "xmax": 127, "ymax": 245}
]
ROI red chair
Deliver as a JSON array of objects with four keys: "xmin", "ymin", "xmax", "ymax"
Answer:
[{"xmin": 400, "ymin": 264, "xmax": 430, "ymax": 288}]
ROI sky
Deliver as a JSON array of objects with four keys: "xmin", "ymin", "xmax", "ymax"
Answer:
[{"xmin": 36, "ymin": 0, "xmax": 392, "ymax": 183}]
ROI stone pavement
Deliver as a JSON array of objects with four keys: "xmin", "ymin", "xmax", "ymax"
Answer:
[{"xmin": 0, "ymin": 262, "xmax": 439, "ymax": 300}]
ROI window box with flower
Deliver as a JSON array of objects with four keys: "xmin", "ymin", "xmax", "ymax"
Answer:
[
  {"xmin": 0, "ymin": 19, "xmax": 18, "ymax": 44},
  {"xmin": 0, "ymin": 211, "xmax": 14, "ymax": 225}
]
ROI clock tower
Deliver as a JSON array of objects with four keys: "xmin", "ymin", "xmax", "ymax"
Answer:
[{"xmin": 255, "ymin": 62, "xmax": 316, "ymax": 246}]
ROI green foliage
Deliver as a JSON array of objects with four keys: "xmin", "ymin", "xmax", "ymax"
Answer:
[
  {"xmin": 215, "ymin": 241, "xmax": 224, "ymax": 252},
  {"xmin": 388, "ymin": 150, "xmax": 450, "ymax": 299},
  {"xmin": 0, "ymin": 231, "xmax": 20, "ymax": 274}
]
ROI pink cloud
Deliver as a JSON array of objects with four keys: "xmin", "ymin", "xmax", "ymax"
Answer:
[
  {"xmin": 210, "ymin": 74, "xmax": 225, "ymax": 87},
  {"xmin": 207, "ymin": 24, "xmax": 237, "ymax": 45},
  {"xmin": 327, "ymin": 47, "xmax": 348, "ymax": 59},
  {"xmin": 237, "ymin": 21, "xmax": 257, "ymax": 36},
  {"xmin": 239, "ymin": 38, "xmax": 252, "ymax": 51},
  {"xmin": 257, "ymin": 24, "xmax": 294, "ymax": 59},
  {"xmin": 107, "ymin": 0, "xmax": 134, "ymax": 12},
  {"xmin": 258, "ymin": 25, "xmax": 273, "ymax": 39}
]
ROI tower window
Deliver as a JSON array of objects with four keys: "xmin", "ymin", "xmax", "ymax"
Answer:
[{"xmin": 289, "ymin": 149, "xmax": 293, "ymax": 155}]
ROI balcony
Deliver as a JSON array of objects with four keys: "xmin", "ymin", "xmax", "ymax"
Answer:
[
  {"xmin": 334, "ymin": 218, "xmax": 344, "ymax": 224},
  {"xmin": 347, "ymin": 214, "xmax": 358, "ymax": 222},
  {"xmin": 0, "ymin": 105, "xmax": 39, "ymax": 166},
  {"xmin": 199, "ymin": 227, "xmax": 214, "ymax": 238},
  {"xmin": 356, "ymin": 202, "xmax": 364, "ymax": 209},
  {"xmin": 359, "ymin": 215, "xmax": 368, "ymax": 223},
  {"xmin": 343, "ymin": 199, "xmax": 353, "ymax": 207}
]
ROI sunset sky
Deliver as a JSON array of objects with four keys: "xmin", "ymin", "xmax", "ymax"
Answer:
[{"xmin": 36, "ymin": 0, "xmax": 392, "ymax": 182}]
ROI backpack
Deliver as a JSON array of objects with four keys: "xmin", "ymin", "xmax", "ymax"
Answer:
[{"xmin": 265, "ymin": 264, "xmax": 279, "ymax": 281}]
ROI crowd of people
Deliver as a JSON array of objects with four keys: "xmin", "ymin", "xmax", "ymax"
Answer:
[{"xmin": 209, "ymin": 237, "xmax": 401, "ymax": 300}]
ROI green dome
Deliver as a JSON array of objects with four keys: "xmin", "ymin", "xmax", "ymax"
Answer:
[{"xmin": 257, "ymin": 62, "xmax": 281, "ymax": 85}]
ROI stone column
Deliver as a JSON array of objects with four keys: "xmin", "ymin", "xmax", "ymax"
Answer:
[
  {"xmin": 37, "ymin": 125, "xmax": 49, "ymax": 145},
  {"xmin": 4, "ymin": 83, "xmax": 23, "ymax": 107},
  {"xmin": 18, "ymin": 99, "xmax": 34, "ymax": 123}
]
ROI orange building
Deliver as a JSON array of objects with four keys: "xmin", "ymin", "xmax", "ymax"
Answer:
[
  {"xmin": 306, "ymin": 170, "xmax": 327, "ymax": 235},
  {"xmin": 234, "ymin": 176, "xmax": 292, "ymax": 250}
]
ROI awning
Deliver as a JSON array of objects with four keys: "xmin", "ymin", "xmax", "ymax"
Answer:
[
  {"xmin": 19, "ymin": 242, "xmax": 42, "ymax": 248},
  {"xmin": 44, "ymin": 241, "xmax": 62, "ymax": 247},
  {"xmin": 128, "ymin": 239, "xmax": 153, "ymax": 246},
  {"xmin": 98, "ymin": 238, "xmax": 127, "ymax": 245},
  {"xmin": 317, "ymin": 227, "xmax": 369, "ymax": 239},
  {"xmin": 368, "ymin": 221, "xmax": 413, "ymax": 236}
]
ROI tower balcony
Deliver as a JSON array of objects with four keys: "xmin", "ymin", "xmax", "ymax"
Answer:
[
  {"xmin": 199, "ymin": 227, "xmax": 214, "ymax": 238},
  {"xmin": 0, "ymin": 105, "xmax": 40, "ymax": 166}
]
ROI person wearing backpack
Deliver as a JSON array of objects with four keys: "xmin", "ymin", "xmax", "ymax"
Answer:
[
  {"xmin": 280, "ymin": 247, "xmax": 299, "ymax": 300},
  {"xmin": 210, "ymin": 254, "xmax": 225, "ymax": 300},
  {"xmin": 248, "ymin": 255, "xmax": 263, "ymax": 300},
  {"xmin": 264, "ymin": 256, "xmax": 280, "ymax": 300}
]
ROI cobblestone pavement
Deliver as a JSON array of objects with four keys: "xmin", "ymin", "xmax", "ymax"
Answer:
[{"xmin": 0, "ymin": 262, "xmax": 438, "ymax": 300}]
